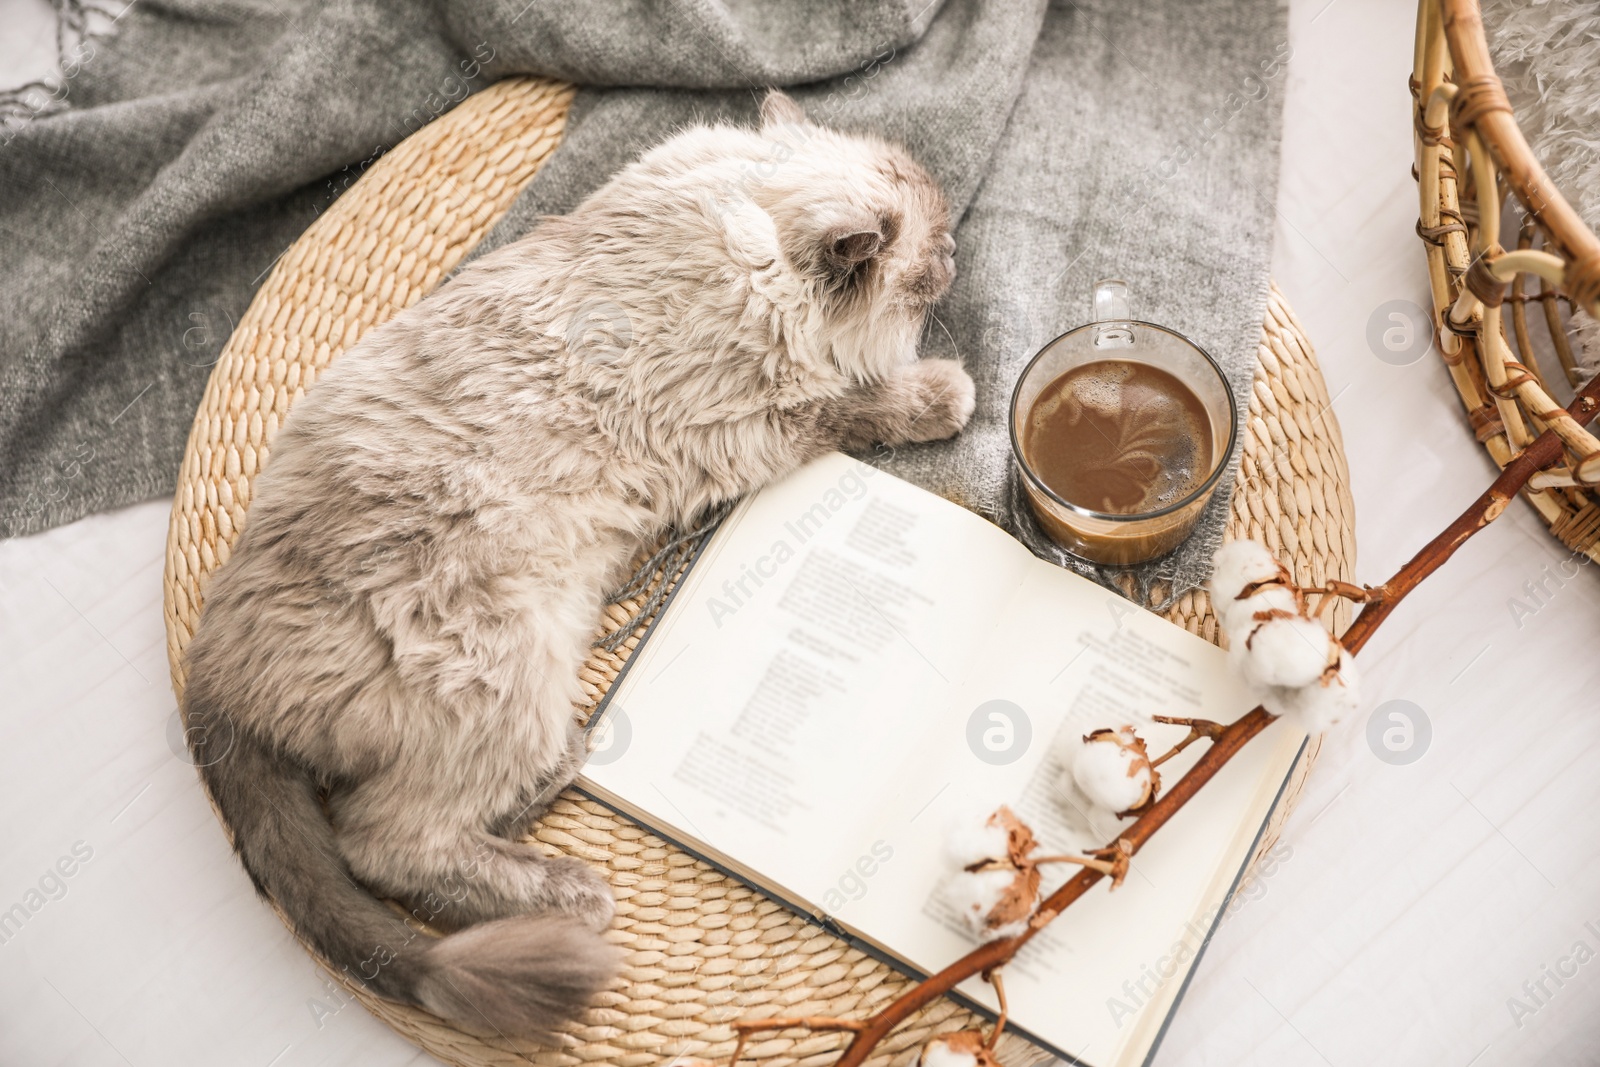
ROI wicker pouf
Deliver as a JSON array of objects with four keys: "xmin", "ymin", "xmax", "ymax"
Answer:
[{"xmin": 161, "ymin": 76, "xmax": 1355, "ymax": 1067}]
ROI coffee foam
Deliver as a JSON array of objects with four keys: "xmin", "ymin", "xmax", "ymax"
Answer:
[
  {"xmin": 1061, "ymin": 361, "xmax": 1133, "ymax": 420},
  {"xmin": 1024, "ymin": 360, "xmax": 1212, "ymax": 515}
]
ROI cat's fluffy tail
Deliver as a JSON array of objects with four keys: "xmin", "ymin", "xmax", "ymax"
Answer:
[{"xmin": 192, "ymin": 704, "xmax": 617, "ymax": 1038}]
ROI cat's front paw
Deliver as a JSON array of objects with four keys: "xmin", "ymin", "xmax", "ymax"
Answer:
[{"xmin": 904, "ymin": 359, "xmax": 976, "ymax": 443}]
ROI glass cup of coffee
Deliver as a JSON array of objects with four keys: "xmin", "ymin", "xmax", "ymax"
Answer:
[{"xmin": 1009, "ymin": 280, "xmax": 1238, "ymax": 566}]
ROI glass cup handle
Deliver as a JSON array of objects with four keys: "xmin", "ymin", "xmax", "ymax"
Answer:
[{"xmin": 1091, "ymin": 278, "xmax": 1135, "ymax": 349}]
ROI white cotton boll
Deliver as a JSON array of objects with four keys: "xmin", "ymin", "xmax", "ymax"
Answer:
[
  {"xmin": 917, "ymin": 1032, "xmax": 998, "ymax": 1067},
  {"xmin": 1221, "ymin": 583, "xmax": 1301, "ymax": 644},
  {"xmin": 942, "ymin": 808, "xmax": 1010, "ymax": 869},
  {"xmin": 1209, "ymin": 539, "xmax": 1281, "ymax": 605},
  {"xmin": 1209, "ymin": 539, "xmax": 1280, "ymax": 596},
  {"xmin": 942, "ymin": 868, "xmax": 1017, "ymax": 939},
  {"xmin": 1050, "ymin": 733, "xmax": 1126, "ymax": 836},
  {"xmin": 1279, "ymin": 648, "xmax": 1362, "ymax": 734},
  {"xmin": 1257, "ymin": 683, "xmax": 1298, "ymax": 720},
  {"xmin": 918, "ymin": 1042, "xmax": 980, "ymax": 1067},
  {"xmin": 1072, "ymin": 732, "xmax": 1153, "ymax": 813},
  {"xmin": 1238, "ymin": 615, "xmax": 1334, "ymax": 690}
]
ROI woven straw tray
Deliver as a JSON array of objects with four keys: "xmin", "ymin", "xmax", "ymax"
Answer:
[{"xmin": 161, "ymin": 76, "xmax": 1356, "ymax": 1067}]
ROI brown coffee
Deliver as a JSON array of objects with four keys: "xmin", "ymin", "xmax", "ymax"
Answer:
[{"xmin": 1020, "ymin": 359, "xmax": 1212, "ymax": 516}]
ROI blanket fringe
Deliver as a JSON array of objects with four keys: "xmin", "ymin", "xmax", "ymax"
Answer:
[{"xmin": 1, "ymin": 0, "xmax": 121, "ymax": 128}]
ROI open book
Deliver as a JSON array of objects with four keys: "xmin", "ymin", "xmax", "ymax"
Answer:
[{"xmin": 579, "ymin": 453, "xmax": 1305, "ymax": 1067}]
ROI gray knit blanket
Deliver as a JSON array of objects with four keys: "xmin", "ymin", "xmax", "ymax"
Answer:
[{"xmin": 0, "ymin": 0, "xmax": 1286, "ymax": 605}]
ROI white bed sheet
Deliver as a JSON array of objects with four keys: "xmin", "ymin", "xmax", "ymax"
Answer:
[{"xmin": 2, "ymin": 0, "xmax": 1595, "ymax": 1063}]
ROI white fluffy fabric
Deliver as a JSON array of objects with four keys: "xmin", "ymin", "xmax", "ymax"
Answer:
[
  {"xmin": 943, "ymin": 808, "xmax": 1010, "ymax": 869},
  {"xmin": 1235, "ymin": 615, "xmax": 1333, "ymax": 690},
  {"xmin": 942, "ymin": 868, "xmax": 1018, "ymax": 940},
  {"xmin": 1208, "ymin": 539, "xmax": 1283, "ymax": 629},
  {"xmin": 1071, "ymin": 734, "xmax": 1151, "ymax": 812},
  {"xmin": 1484, "ymin": 0, "xmax": 1600, "ymax": 375}
]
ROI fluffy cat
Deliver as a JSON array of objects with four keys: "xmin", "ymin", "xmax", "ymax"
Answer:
[{"xmin": 181, "ymin": 89, "xmax": 973, "ymax": 1038}]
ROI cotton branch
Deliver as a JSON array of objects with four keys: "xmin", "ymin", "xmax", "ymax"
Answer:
[
  {"xmin": 758, "ymin": 373, "xmax": 1600, "ymax": 1067},
  {"xmin": 829, "ymin": 706, "xmax": 1276, "ymax": 1067},
  {"xmin": 984, "ymin": 970, "xmax": 1009, "ymax": 1049},
  {"xmin": 1300, "ymin": 579, "xmax": 1381, "ymax": 621},
  {"xmin": 1148, "ymin": 715, "xmax": 1229, "ymax": 768}
]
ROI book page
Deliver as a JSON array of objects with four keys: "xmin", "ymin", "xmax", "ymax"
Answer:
[{"xmin": 580, "ymin": 453, "xmax": 1040, "ymax": 912}]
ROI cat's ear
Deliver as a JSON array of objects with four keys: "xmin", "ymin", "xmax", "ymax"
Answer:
[
  {"xmin": 760, "ymin": 89, "xmax": 810, "ymax": 129},
  {"xmin": 824, "ymin": 225, "xmax": 883, "ymax": 276}
]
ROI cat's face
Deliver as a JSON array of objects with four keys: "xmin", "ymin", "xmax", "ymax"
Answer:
[
  {"xmin": 751, "ymin": 92, "xmax": 956, "ymax": 380},
  {"xmin": 622, "ymin": 92, "xmax": 955, "ymax": 386}
]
